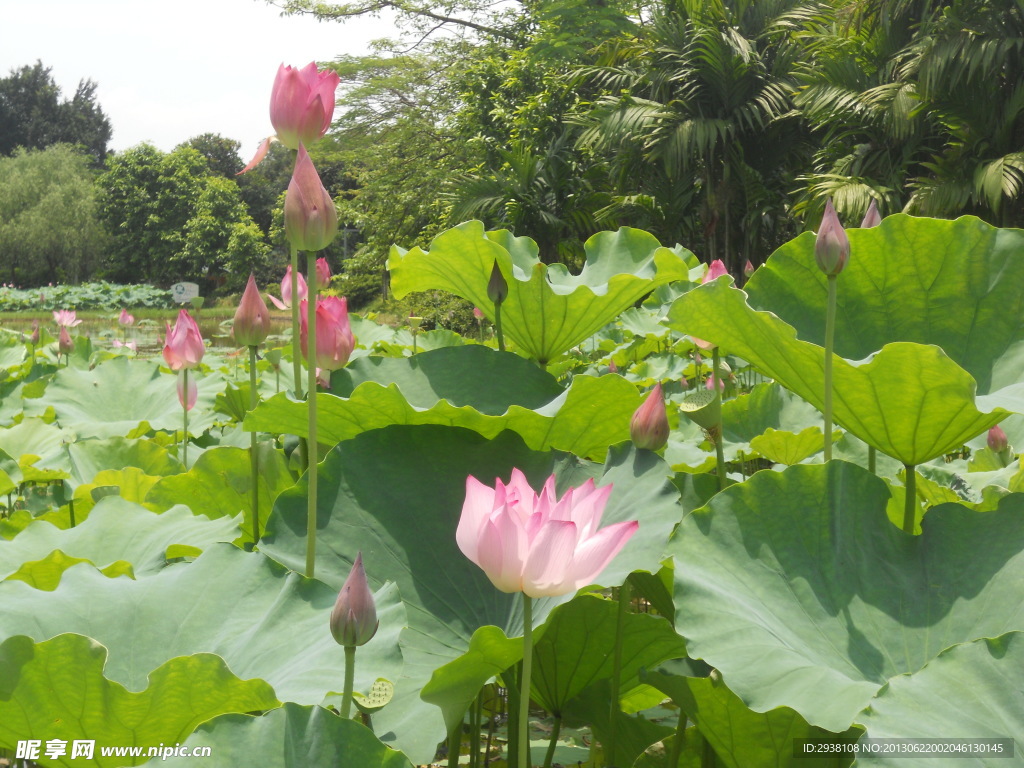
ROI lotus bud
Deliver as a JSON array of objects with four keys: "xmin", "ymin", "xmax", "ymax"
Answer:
[
  {"xmin": 118, "ymin": 308, "xmax": 135, "ymax": 326},
  {"xmin": 284, "ymin": 144, "xmax": 338, "ymax": 252},
  {"xmin": 473, "ymin": 307, "xmax": 484, "ymax": 320},
  {"xmin": 29, "ymin": 320, "xmax": 40, "ymax": 346},
  {"xmin": 860, "ymin": 199, "xmax": 882, "ymax": 228},
  {"xmin": 487, "ymin": 261, "xmax": 508, "ymax": 305},
  {"xmin": 330, "ymin": 552, "xmax": 378, "ymax": 647},
  {"xmin": 988, "ymin": 425, "xmax": 1013, "ymax": 466},
  {"xmin": 680, "ymin": 374, "xmax": 689, "ymax": 389},
  {"xmin": 58, "ymin": 326, "xmax": 74, "ymax": 356},
  {"xmin": 233, "ymin": 273, "xmax": 271, "ymax": 347},
  {"xmin": 815, "ymin": 199, "xmax": 850, "ymax": 276},
  {"xmin": 702, "ymin": 259, "xmax": 728, "ymax": 284},
  {"xmin": 630, "ymin": 382, "xmax": 669, "ymax": 451},
  {"xmin": 315, "ymin": 257, "xmax": 332, "ymax": 290},
  {"xmin": 608, "ymin": 359, "xmax": 618, "ymax": 374},
  {"xmin": 743, "ymin": 259, "xmax": 755, "ymax": 279},
  {"xmin": 162, "ymin": 310, "xmax": 205, "ymax": 371}
]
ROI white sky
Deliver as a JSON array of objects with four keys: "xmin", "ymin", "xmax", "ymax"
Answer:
[{"xmin": 0, "ymin": 0, "xmax": 398, "ymax": 154}]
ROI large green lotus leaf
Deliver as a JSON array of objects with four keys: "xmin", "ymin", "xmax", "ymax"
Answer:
[
  {"xmin": 162, "ymin": 703, "xmax": 413, "ymax": 768},
  {"xmin": 21, "ymin": 358, "xmax": 220, "ymax": 439},
  {"xmin": 258, "ymin": 426, "xmax": 682, "ymax": 760},
  {"xmin": 643, "ymin": 663, "xmax": 857, "ymax": 768},
  {"xmin": 855, "ymin": 633, "xmax": 1023, "ymax": 766},
  {"xmin": 66, "ymin": 436, "xmax": 184, "ymax": 490},
  {"xmin": 0, "ymin": 498, "xmax": 239, "ymax": 583},
  {"xmin": 0, "ymin": 380, "xmax": 25, "ymax": 427},
  {"xmin": 0, "ymin": 634, "xmax": 279, "ymax": 767},
  {"xmin": 388, "ymin": 221, "xmax": 692, "ymax": 363},
  {"xmin": 668, "ymin": 280, "xmax": 1006, "ymax": 465},
  {"xmin": 0, "ymin": 545, "xmax": 405, "ymax": 709},
  {"xmin": 746, "ymin": 214, "xmax": 1024, "ymax": 393},
  {"xmin": 0, "ymin": 417, "xmax": 71, "ymax": 473},
  {"xmin": 669, "ymin": 461, "xmax": 1024, "ymax": 733},
  {"xmin": 248, "ymin": 354, "xmax": 641, "ymax": 461},
  {"xmin": 4, "ymin": 550, "xmax": 134, "ymax": 590},
  {"xmin": 145, "ymin": 444, "xmax": 294, "ymax": 543}
]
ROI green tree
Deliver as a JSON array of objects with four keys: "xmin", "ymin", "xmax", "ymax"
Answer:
[
  {"xmin": 0, "ymin": 144, "xmax": 108, "ymax": 286},
  {"xmin": 0, "ymin": 61, "xmax": 112, "ymax": 163},
  {"xmin": 179, "ymin": 133, "xmax": 243, "ymax": 178}
]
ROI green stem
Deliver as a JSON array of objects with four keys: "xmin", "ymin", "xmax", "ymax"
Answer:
[
  {"xmin": 903, "ymin": 465, "xmax": 917, "ymax": 534},
  {"xmin": 520, "ymin": 595, "xmax": 533, "ymax": 768},
  {"xmin": 494, "ymin": 301, "xmax": 505, "ymax": 352},
  {"xmin": 290, "ymin": 244, "xmax": 308, "ymax": 474},
  {"xmin": 448, "ymin": 717, "xmax": 462, "ymax": 768},
  {"xmin": 182, "ymin": 369, "xmax": 189, "ymax": 467},
  {"xmin": 667, "ymin": 712, "xmax": 687, "ymax": 768},
  {"xmin": 824, "ymin": 275, "xmax": 837, "ymax": 462},
  {"xmin": 505, "ymin": 669, "xmax": 520, "ymax": 768},
  {"xmin": 249, "ymin": 345, "xmax": 260, "ymax": 544},
  {"xmin": 340, "ymin": 645, "xmax": 356, "ymax": 719},
  {"xmin": 868, "ymin": 446, "xmax": 876, "ymax": 475},
  {"xmin": 712, "ymin": 348, "xmax": 726, "ymax": 492},
  {"xmin": 469, "ymin": 691, "xmax": 482, "ymax": 768},
  {"xmin": 68, "ymin": 497, "xmax": 76, "ymax": 528},
  {"xmin": 305, "ymin": 251, "xmax": 319, "ymax": 578},
  {"xmin": 607, "ymin": 582, "xmax": 630, "ymax": 764},
  {"xmin": 541, "ymin": 714, "xmax": 562, "ymax": 768}
]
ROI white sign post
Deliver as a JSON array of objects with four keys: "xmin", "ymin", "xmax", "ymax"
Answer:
[{"xmin": 170, "ymin": 282, "xmax": 200, "ymax": 304}]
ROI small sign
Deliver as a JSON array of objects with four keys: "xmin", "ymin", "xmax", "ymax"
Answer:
[{"xmin": 170, "ymin": 282, "xmax": 200, "ymax": 303}]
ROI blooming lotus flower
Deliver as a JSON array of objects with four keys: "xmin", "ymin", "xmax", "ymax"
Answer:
[
  {"xmin": 58, "ymin": 326, "xmax": 74, "ymax": 356},
  {"xmin": 299, "ymin": 296, "xmax": 355, "ymax": 372},
  {"xmin": 162, "ymin": 309, "xmax": 205, "ymax": 371},
  {"xmin": 860, "ymin": 199, "xmax": 882, "ymax": 228},
  {"xmin": 268, "ymin": 265, "xmax": 308, "ymax": 310},
  {"xmin": 630, "ymin": 382, "xmax": 669, "ymax": 451},
  {"xmin": 177, "ymin": 370, "xmax": 197, "ymax": 411},
  {"xmin": 330, "ymin": 552, "xmax": 379, "ymax": 647},
  {"xmin": 315, "ymin": 257, "xmax": 331, "ymax": 290},
  {"xmin": 815, "ymin": 199, "xmax": 850, "ymax": 276},
  {"xmin": 113, "ymin": 339, "xmax": 137, "ymax": 353},
  {"xmin": 118, "ymin": 309, "xmax": 135, "ymax": 326},
  {"xmin": 271, "ymin": 62, "xmax": 340, "ymax": 151},
  {"xmin": 702, "ymin": 259, "xmax": 728, "ymax": 284},
  {"xmin": 53, "ymin": 309, "xmax": 81, "ymax": 328},
  {"xmin": 457, "ymin": 469, "xmax": 638, "ymax": 598},
  {"xmin": 284, "ymin": 144, "xmax": 338, "ymax": 252},
  {"xmin": 233, "ymin": 273, "xmax": 271, "ymax": 347}
]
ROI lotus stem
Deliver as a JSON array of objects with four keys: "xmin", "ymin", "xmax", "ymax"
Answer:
[
  {"xmin": 340, "ymin": 645, "xmax": 356, "ymax": 719},
  {"xmin": 470, "ymin": 690, "xmax": 482, "ymax": 768},
  {"xmin": 541, "ymin": 714, "xmax": 561, "ymax": 768},
  {"xmin": 305, "ymin": 251, "xmax": 319, "ymax": 578},
  {"xmin": 667, "ymin": 712, "xmax": 687, "ymax": 768},
  {"xmin": 868, "ymin": 446, "xmax": 876, "ymax": 475},
  {"xmin": 249, "ymin": 345, "xmax": 260, "ymax": 544},
  {"xmin": 494, "ymin": 302, "xmax": 505, "ymax": 353},
  {"xmin": 505, "ymin": 668, "xmax": 520, "ymax": 767},
  {"xmin": 290, "ymin": 243, "xmax": 308, "ymax": 473},
  {"xmin": 68, "ymin": 497, "xmax": 76, "ymax": 528},
  {"xmin": 606, "ymin": 581, "xmax": 630, "ymax": 764},
  {"xmin": 448, "ymin": 716, "xmax": 461, "ymax": 767},
  {"xmin": 824, "ymin": 274, "xmax": 837, "ymax": 462},
  {"xmin": 519, "ymin": 594, "xmax": 533, "ymax": 768},
  {"xmin": 712, "ymin": 348, "xmax": 726, "ymax": 492},
  {"xmin": 182, "ymin": 368, "xmax": 189, "ymax": 467},
  {"xmin": 903, "ymin": 465, "xmax": 917, "ymax": 534}
]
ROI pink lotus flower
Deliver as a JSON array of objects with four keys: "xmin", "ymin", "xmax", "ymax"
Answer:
[
  {"xmin": 118, "ymin": 308, "xmax": 135, "ymax": 326},
  {"xmin": 630, "ymin": 382, "xmax": 669, "ymax": 451},
  {"xmin": 113, "ymin": 339, "xmax": 138, "ymax": 353},
  {"xmin": 233, "ymin": 273, "xmax": 271, "ymax": 347},
  {"xmin": 815, "ymin": 199, "xmax": 850, "ymax": 276},
  {"xmin": 860, "ymin": 199, "xmax": 882, "ymax": 228},
  {"xmin": 473, "ymin": 307, "xmax": 485, "ymax": 320},
  {"xmin": 177, "ymin": 370, "xmax": 197, "ymax": 411},
  {"xmin": 706, "ymin": 374, "xmax": 726, "ymax": 391},
  {"xmin": 53, "ymin": 309, "xmax": 81, "ymax": 328},
  {"xmin": 330, "ymin": 552, "xmax": 379, "ymax": 647},
  {"xmin": 315, "ymin": 257, "xmax": 332, "ymax": 290},
  {"xmin": 300, "ymin": 296, "xmax": 355, "ymax": 371},
  {"xmin": 271, "ymin": 62, "xmax": 340, "ymax": 151},
  {"xmin": 284, "ymin": 144, "xmax": 338, "ymax": 252},
  {"xmin": 162, "ymin": 309, "xmax": 205, "ymax": 371},
  {"xmin": 702, "ymin": 259, "xmax": 728, "ymax": 284},
  {"xmin": 268, "ymin": 265, "xmax": 308, "ymax": 310},
  {"xmin": 58, "ymin": 326, "xmax": 74, "ymax": 356},
  {"xmin": 457, "ymin": 469, "xmax": 638, "ymax": 598},
  {"xmin": 988, "ymin": 425, "xmax": 1009, "ymax": 453}
]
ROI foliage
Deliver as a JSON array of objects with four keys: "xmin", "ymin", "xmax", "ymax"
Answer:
[
  {"xmin": 0, "ymin": 144, "xmax": 108, "ymax": 287},
  {"xmin": 0, "ymin": 281, "xmax": 174, "ymax": 311},
  {"xmin": 0, "ymin": 61, "xmax": 111, "ymax": 164}
]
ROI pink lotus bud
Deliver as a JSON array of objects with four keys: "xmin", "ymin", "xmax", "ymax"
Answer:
[
  {"xmin": 284, "ymin": 144, "xmax": 338, "ymax": 252},
  {"xmin": 300, "ymin": 296, "xmax": 355, "ymax": 371},
  {"xmin": 29, "ymin": 320, "xmax": 40, "ymax": 345},
  {"xmin": 702, "ymin": 259, "xmax": 728, "ymax": 284},
  {"xmin": 457, "ymin": 469, "xmax": 638, "ymax": 598},
  {"xmin": 162, "ymin": 309, "xmax": 205, "ymax": 371},
  {"xmin": 680, "ymin": 375, "xmax": 689, "ymax": 389},
  {"xmin": 233, "ymin": 273, "xmax": 271, "ymax": 347},
  {"xmin": 177, "ymin": 370, "xmax": 197, "ymax": 411},
  {"xmin": 706, "ymin": 374, "xmax": 725, "ymax": 391},
  {"xmin": 315, "ymin": 257, "xmax": 332, "ymax": 290},
  {"xmin": 815, "ymin": 199, "xmax": 850, "ymax": 276},
  {"xmin": 53, "ymin": 309, "xmax": 82, "ymax": 328},
  {"xmin": 268, "ymin": 265, "xmax": 308, "ymax": 310},
  {"xmin": 860, "ymin": 199, "xmax": 882, "ymax": 228},
  {"xmin": 988, "ymin": 425, "xmax": 1009, "ymax": 453},
  {"xmin": 473, "ymin": 307, "xmax": 484, "ymax": 320},
  {"xmin": 118, "ymin": 308, "xmax": 135, "ymax": 326},
  {"xmin": 630, "ymin": 382, "xmax": 669, "ymax": 451},
  {"xmin": 270, "ymin": 62, "xmax": 340, "ymax": 151},
  {"xmin": 58, "ymin": 326, "xmax": 74, "ymax": 355},
  {"xmin": 487, "ymin": 261, "xmax": 508, "ymax": 305},
  {"xmin": 608, "ymin": 360, "xmax": 618, "ymax": 373},
  {"xmin": 743, "ymin": 259, "xmax": 755, "ymax": 279},
  {"xmin": 330, "ymin": 552, "xmax": 379, "ymax": 647}
]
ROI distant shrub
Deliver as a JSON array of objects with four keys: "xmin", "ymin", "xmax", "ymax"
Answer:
[{"xmin": 0, "ymin": 281, "xmax": 174, "ymax": 311}]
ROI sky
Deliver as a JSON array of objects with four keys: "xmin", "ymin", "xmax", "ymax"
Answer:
[{"xmin": 0, "ymin": 0, "xmax": 399, "ymax": 154}]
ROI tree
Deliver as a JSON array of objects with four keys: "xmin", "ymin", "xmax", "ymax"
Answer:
[
  {"xmin": 179, "ymin": 133, "xmax": 244, "ymax": 178},
  {"xmin": 0, "ymin": 144, "xmax": 108, "ymax": 286},
  {"xmin": 0, "ymin": 61, "xmax": 112, "ymax": 163}
]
